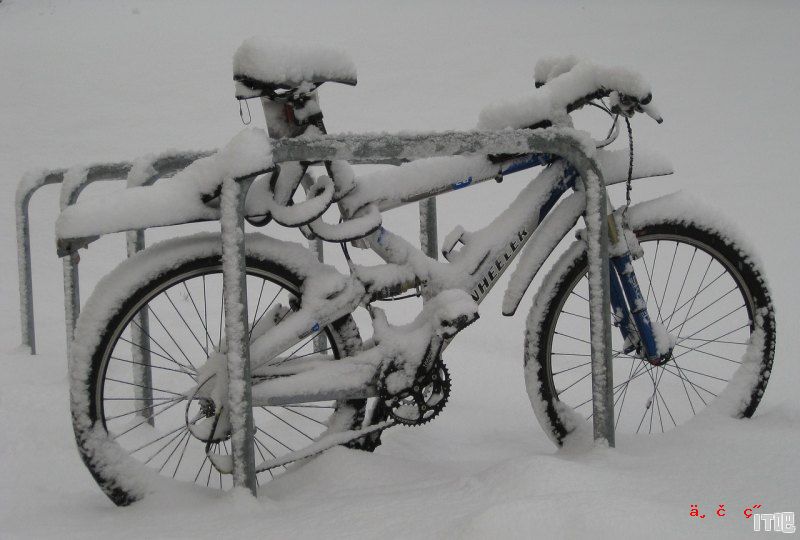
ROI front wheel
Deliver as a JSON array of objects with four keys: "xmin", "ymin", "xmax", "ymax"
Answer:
[{"xmin": 525, "ymin": 206, "xmax": 775, "ymax": 445}]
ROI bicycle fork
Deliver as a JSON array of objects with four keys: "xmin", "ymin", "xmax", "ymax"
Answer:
[{"xmin": 606, "ymin": 213, "xmax": 675, "ymax": 366}]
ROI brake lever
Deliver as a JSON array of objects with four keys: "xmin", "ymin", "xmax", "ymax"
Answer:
[
  {"xmin": 641, "ymin": 102, "xmax": 663, "ymax": 124},
  {"xmin": 610, "ymin": 91, "xmax": 664, "ymax": 124}
]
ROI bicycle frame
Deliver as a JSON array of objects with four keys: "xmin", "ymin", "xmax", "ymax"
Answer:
[
  {"xmin": 360, "ymin": 151, "xmax": 663, "ymax": 360},
  {"xmin": 243, "ymin": 149, "xmax": 663, "ymax": 408}
]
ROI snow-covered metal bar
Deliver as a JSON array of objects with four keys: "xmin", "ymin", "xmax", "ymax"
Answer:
[
  {"xmin": 419, "ymin": 198, "xmax": 438, "ymax": 260},
  {"xmin": 14, "ymin": 151, "xmax": 212, "ymax": 354},
  {"xmin": 220, "ymin": 175, "xmax": 258, "ymax": 496},
  {"xmin": 271, "ymin": 127, "xmax": 615, "ymax": 446},
  {"xmin": 16, "ymin": 170, "xmax": 66, "ymax": 354},
  {"xmin": 309, "ymin": 237, "xmax": 327, "ymax": 353},
  {"xmin": 59, "ymin": 163, "xmax": 130, "ymax": 353},
  {"xmin": 270, "ymin": 128, "xmax": 590, "ymax": 164}
]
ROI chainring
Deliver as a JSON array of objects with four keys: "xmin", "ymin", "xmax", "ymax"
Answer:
[{"xmin": 379, "ymin": 361, "xmax": 451, "ymax": 426}]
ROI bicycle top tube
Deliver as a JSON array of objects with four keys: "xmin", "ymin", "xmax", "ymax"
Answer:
[{"xmin": 339, "ymin": 151, "xmax": 556, "ymax": 216}]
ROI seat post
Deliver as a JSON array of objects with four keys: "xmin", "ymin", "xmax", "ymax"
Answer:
[{"xmin": 259, "ymin": 87, "xmax": 327, "ymax": 139}]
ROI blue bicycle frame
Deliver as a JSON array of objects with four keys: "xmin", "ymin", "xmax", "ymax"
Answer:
[{"xmin": 368, "ymin": 150, "xmax": 666, "ymax": 364}]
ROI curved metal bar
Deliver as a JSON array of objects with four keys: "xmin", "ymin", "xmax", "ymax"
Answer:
[
  {"xmin": 14, "ymin": 151, "xmax": 214, "ymax": 355},
  {"xmin": 16, "ymin": 170, "xmax": 65, "ymax": 354}
]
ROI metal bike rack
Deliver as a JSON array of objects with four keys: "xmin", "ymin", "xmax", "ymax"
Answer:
[
  {"xmin": 16, "ymin": 152, "xmax": 214, "ymax": 355},
  {"xmin": 15, "ymin": 127, "xmax": 614, "ymax": 500}
]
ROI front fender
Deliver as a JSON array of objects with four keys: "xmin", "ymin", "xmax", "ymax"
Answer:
[{"xmin": 596, "ymin": 147, "xmax": 673, "ymax": 186}]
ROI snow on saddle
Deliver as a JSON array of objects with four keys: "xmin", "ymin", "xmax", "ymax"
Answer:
[{"xmin": 233, "ymin": 37, "xmax": 357, "ymax": 99}]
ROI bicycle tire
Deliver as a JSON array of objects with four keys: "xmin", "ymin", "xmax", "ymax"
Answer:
[{"xmin": 525, "ymin": 212, "xmax": 775, "ymax": 446}]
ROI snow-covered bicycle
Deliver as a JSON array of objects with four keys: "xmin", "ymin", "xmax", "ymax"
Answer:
[{"xmin": 64, "ymin": 39, "xmax": 775, "ymax": 505}]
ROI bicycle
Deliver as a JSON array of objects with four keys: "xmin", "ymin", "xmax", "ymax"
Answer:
[{"xmin": 63, "ymin": 40, "xmax": 775, "ymax": 505}]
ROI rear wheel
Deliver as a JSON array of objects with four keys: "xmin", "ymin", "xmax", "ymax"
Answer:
[
  {"xmin": 525, "ymin": 219, "xmax": 775, "ymax": 445},
  {"xmin": 71, "ymin": 236, "xmax": 375, "ymax": 505}
]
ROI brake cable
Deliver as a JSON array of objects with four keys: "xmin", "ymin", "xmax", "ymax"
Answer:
[{"xmin": 623, "ymin": 116, "xmax": 634, "ymax": 218}]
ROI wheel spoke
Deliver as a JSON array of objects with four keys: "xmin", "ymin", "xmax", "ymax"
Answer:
[
  {"xmin": 182, "ymin": 282, "xmax": 214, "ymax": 354},
  {"xmin": 674, "ymin": 318, "xmax": 748, "ymax": 355},
  {"xmin": 104, "ymin": 395, "xmax": 183, "ymax": 421},
  {"xmin": 552, "ymin": 361, "xmax": 591, "ymax": 376},
  {"xmin": 667, "ymin": 286, "xmax": 738, "ymax": 334},
  {"xmin": 666, "ymin": 269, "xmax": 727, "ymax": 325},
  {"xmin": 147, "ymin": 305, "xmax": 198, "ymax": 371},
  {"xmin": 171, "ymin": 431, "xmax": 193, "ymax": 479},
  {"xmin": 262, "ymin": 408, "xmax": 315, "ymax": 440},
  {"xmin": 672, "ymin": 342, "xmax": 743, "ymax": 366},
  {"xmin": 105, "ymin": 377, "xmax": 187, "ymax": 397},
  {"xmin": 255, "ymin": 424, "xmax": 297, "ymax": 452},
  {"xmin": 158, "ymin": 431, "xmax": 191, "ymax": 473},
  {"xmin": 283, "ymin": 406, "xmax": 329, "ymax": 426},
  {"xmin": 111, "ymin": 355, "xmax": 197, "ymax": 378},
  {"xmin": 664, "ymin": 246, "xmax": 697, "ymax": 328},
  {"xmin": 121, "ymin": 330, "xmax": 195, "ymax": 376},
  {"xmin": 657, "ymin": 242, "xmax": 679, "ymax": 322},
  {"xmin": 556, "ymin": 370, "xmax": 592, "ymax": 395},
  {"xmin": 672, "ymin": 259, "xmax": 714, "ymax": 336},
  {"xmin": 143, "ymin": 428, "xmax": 187, "ymax": 465},
  {"xmin": 163, "ymin": 288, "xmax": 206, "ymax": 355},
  {"xmin": 111, "ymin": 396, "xmax": 186, "ymax": 440}
]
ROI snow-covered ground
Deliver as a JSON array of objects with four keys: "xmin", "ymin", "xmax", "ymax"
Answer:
[{"xmin": 1, "ymin": 1, "xmax": 798, "ymax": 538}]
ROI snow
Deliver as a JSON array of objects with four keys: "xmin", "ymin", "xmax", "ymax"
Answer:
[
  {"xmin": 233, "ymin": 37, "xmax": 357, "ymax": 98},
  {"xmin": 478, "ymin": 58, "xmax": 652, "ymax": 130},
  {"xmin": 1, "ymin": 1, "xmax": 799, "ymax": 539},
  {"xmin": 596, "ymin": 147, "xmax": 674, "ymax": 185},
  {"xmin": 56, "ymin": 128, "xmax": 272, "ymax": 240},
  {"xmin": 59, "ymin": 166, "xmax": 90, "ymax": 208}
]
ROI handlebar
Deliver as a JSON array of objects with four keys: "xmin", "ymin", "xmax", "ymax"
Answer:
[{"xmin": 477, "ymin": 58, "xmax": 666, "ymax": 159}]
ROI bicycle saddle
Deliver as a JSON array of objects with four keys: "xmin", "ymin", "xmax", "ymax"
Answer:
[{"xmin": 233, "ymin": 37, "xmax": 357, "ymax": 100}]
